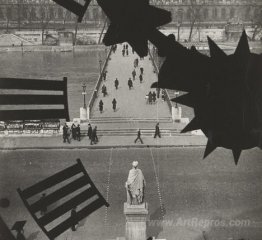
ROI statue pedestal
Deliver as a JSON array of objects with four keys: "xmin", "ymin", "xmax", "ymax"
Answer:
[
  {"xmin": 172, "ymin": 106, "xmax": 182, "ymax": 122},
  {"xmin": 80, "ymin": 107, "xmax": 89, "ymax": 121},
  {"xmin": 124, "ymin": 202, "xmax": 148, "ymax": 240}
]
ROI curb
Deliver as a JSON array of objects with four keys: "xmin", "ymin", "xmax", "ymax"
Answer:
[{"xmin": 0, "ymin": 144, "xmax": 206, "ymax": 151}]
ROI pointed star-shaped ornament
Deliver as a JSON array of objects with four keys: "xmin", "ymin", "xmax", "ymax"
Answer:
[
  {"xmin": 152, "ymin": 31, "xmax": 262, "ymax": 164},
  {"xmin": 96, "ymin": 0, "xmax": 171, "ymax": 57}
]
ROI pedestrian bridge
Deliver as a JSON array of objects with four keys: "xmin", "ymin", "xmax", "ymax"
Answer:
[{"xmin": 89, "ymin": 44, "xmax": 172, "ymax": 123}]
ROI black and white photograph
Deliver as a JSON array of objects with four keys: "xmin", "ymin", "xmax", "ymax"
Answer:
[{"xmin": 0, "ymin": 0, "xmax": 261, "ymax": 240}]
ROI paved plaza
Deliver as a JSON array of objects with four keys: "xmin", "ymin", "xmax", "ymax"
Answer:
[{"xmin": 0, "ymin": 148, "xmax": 261, "ymax": 240}]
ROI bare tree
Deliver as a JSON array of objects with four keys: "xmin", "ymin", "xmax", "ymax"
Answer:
[
  {"xmin": 5, "ymin": 7, "xmax": 12, "ymax": 33},
  {"xmin": 251, "ymin": 8, "xmax": 262, "ymax": 41},
  {"xmin": 63, "ymin": 10, "xmax": 71, "ymax": 30},
  {"xmin": 188, "ymin": 0, "xmax": 203, "ymax": 42},
  {"xmin": 39, "ymin": 2, "xmax": 53, "ymax": 45}
]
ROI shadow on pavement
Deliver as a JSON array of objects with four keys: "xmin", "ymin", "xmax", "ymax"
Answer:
[
  {"xmin": 26, "ymin": 230, "xmax": 40, "ymax": 240},
  {"xmin": 146, "ymin": 206, "xmax": 165, "ymax": 239}
]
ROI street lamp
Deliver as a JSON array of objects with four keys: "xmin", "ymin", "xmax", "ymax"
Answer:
[
  {"xmin": 82, "ymin": 83, "xmax": 87, "ymax": 109},
  {"xmin": 99, "ymin": 59, "xmax": 102, "ymax": 75},
  {"xmin": 174, "ymin": 91, "xmax": 180, "ymax": 108}
]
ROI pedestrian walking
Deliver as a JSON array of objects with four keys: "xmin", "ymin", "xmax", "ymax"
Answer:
[
  {"xmin": 71, "ymin": 123, "xmax": 76, "ymax": 140},
  {"xmin": 140, "ymin": 67, "xmax": 144, "ymax": 75},
  {"xmin": 63, "ymin": 123, "xmax": 70, "ymax": 143},
  {"xmin": 161, "ymin": 90, "xmax": 166, "ymax": 101},
  {"xmin": 152, "ymin": 91, "xmax": 156, "ymax": 103},
  {"xmin": 87, "ymin": 123, "xmax": 92, "ymax": 140},
  {"xmin": 71, "ymin": 206, "xmax": 78, "ymax": 231},
  {"xmin": 103, "ymin": 71, "xmax": 107, "ymax": 81},
  {"xmin": 91, "ymin": 126, "xmax": 98, "ymax": 145},
  {"xmin": 154, "ymin": 123, "xmax": 161, "ymax": 138},
  {"xmin": 135, "ymin": 58, "xmax": 139, "ymax": 67},
  {"xmin": 132, "ymin": 69, "xmax": 136, "ymax": 80},
  {"xmin": 148, "ymin": 91, "xmax": 153, "ymax": 104},
  {"xmin": 134, "ymin": 129, "xmax": 143, "ymax": 144},
  {"xmin": 128, "ymin": 78, "xmax": 133, "ymax": 89},
  {"xmin": 139, "ymin": 74, "xmax": 143, "ymax": 83},
  {"xmin": 115, "ymin": 78, "xmax": 119, "ymax": 89},
  {"xmin": 112, "ymin": 98, "xmax": 117, "ymax": 112},
  {"xmin": 76, "ymin": 124, "xmax": 81, "ymax": 141},
  {"xmin": 102, "ymin": 84, "xmax": 107, "ymax": 97},
  {"xmin": 122, "ymin": 48, "xmax": 125, "ymax": 57},
  {"xmin": 99, "ymin": 100, "xmax": 104, "ymax": 113},
  {"xmin": 40, "ymin": 193, "xmax": 47, "ymax": 216},
  {"xmin": 126, "ymin": 49, "xmax": 129, "ymax": 56}
]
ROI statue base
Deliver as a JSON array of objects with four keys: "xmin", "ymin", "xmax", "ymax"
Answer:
[{"xmin": 124, "ymin": 202, "xmax": 148, "ymax": 240}]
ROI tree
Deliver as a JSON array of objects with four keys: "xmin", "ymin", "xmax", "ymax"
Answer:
[
  {"xmin": 63, "ymin": 10, "xmax": 71, "ymax": 29},
  {"xmin": 187, "ymin": 0, "xmax": 204, "ymax": 42},
  {"xmin": 39, "ymin": 2, "xmax": 52, "ymax": 45},
  {"xmin": 5, "ymin": 7, "xmax": 12, "ymax": 33},
  {"xmin": 251, "ymin": 8, "xmax": 262, "ymax": 41}
]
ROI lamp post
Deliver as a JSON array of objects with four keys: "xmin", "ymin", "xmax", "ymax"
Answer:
[
  {"xmin": 174, "ymin": 91, "xmax": 180, "ymax": 108},
  {"xmin": 99, "ymin": 59, "xmax": 102, "ymax": 75},
  {"xmin": 82, "ymin": 83, "xmax": 87, "ymax": 109}
]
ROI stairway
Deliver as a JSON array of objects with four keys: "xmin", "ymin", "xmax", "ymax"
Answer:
[{"xmin": 89, "ymin": 116, "xmax": 172, "ymax": 124}]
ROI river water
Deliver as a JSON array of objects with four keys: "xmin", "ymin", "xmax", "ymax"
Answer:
[{"xmin": 0, "ymin": 48, "xmax": 107, "ymax": 120}]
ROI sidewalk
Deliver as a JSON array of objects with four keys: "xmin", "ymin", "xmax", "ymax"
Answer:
[{"xmin": 0, "ymin": 134, "xmax": 207, "ymax": 150}]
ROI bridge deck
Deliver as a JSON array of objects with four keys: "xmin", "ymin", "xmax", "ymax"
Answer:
[{"xmin": 91, "ymin": 44, "xmax": 171, "ymax": 121}]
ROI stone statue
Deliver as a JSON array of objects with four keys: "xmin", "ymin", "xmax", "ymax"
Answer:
[{"xmin": 125, "ymin": 161, "xmax": 146, "ymax": 205}]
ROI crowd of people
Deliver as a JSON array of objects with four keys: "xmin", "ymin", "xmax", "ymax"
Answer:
[
  {"xmin": 62, "ymin": 122, "xmax": 99, "ymax": 145},
  {"xmin": 63, "ymin": 122, "xmax": 161, "ymax": 145},
  {"xmin": 62, "ymin": 123, "xmax": 81, "ymax": 144}
]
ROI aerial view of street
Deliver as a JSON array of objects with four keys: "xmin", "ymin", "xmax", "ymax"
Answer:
[{"xmin": 0, "ymin": 0, "xmax": 261, "ymax": 240}]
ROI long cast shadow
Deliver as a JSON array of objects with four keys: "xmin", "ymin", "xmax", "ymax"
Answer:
[{"xmin": 146, "ymin": 206, "xmax": 166, "ymax": 239}]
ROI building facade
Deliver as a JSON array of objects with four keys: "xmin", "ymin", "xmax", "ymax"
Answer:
[{"xmin": 0, "ymin": 0, "xmax": 261, "ymax": 29}]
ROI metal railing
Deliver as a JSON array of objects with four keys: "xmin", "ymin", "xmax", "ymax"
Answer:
[{"xmin": 87, "ymin": 45, "xmax": 113, "ymax": 117}]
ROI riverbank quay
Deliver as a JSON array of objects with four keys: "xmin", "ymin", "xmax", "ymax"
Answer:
[{"xmin": 0, "ymin": 44, "xmax": 107, "ymax": 52}]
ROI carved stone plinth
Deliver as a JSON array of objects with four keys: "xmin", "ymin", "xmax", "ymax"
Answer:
[{"xmin": 124, "ymin": 202, "xmax": 148, "ymax": 240}]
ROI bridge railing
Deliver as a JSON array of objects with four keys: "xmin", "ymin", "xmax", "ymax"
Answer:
[
  {"xmin": 87, "ymin": 45, "xmax": 113, "ymax": 118},
  {"xmin": 148, "ymin": 46, "xmax": 173, "ymax": 115}
]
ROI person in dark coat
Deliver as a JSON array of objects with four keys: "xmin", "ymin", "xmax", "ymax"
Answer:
[
  {"xmin": 115, "ymin": 78, "xmax": 119, "ymax": 89},
  {"xmin": 148, "ymin": 91, "xmax": 153, "ymax": 104},
  {"xmin": 128, "ymin": 78, "xmax": 133, "ymax": 90},
  {"xmin": 134, "ymin": 129, "xmax": 143, "ymax": 144},
  {"xmin": 140, "ymin": 67, "xmax": 144, "ymax": 75},
  {"xmin": 87, "ymin": 123, "xmax": 92, "ymax": 140},
  {"xmin": 102, "ymin": 84, "xmax": 107, "ymax": 97},
  {"xmin": 99, "ymin": 100, "xmax": 104, "ymax": 113},
  {"xmin": 63, "ymin": 123, "xmax": 70, "ymax": 143},
  {"xmin": 139, "ymin": 74, "xmax": 143, "ymax": 83},
  {"xmin": 76, "ymin": 124, "xmax": 81, "ymax": 141},
  {"xmin": 154, "ymin": 122, "xmax": 161, "ymax": 138},
  {"xmin": 122, "ymin": 48, "xmax": 125, "ymax": 57},
  {"xmin": 91, "ymin": 126, "xmax": 98, "ymax": 145},
  {"xmin": 112, "ymin": 98, "xmax": 117, "ymax": 112},
  {"xmin": 103, "ymin": 71, "xmax": 107, "ymax": 81},
  {"xmin": 71, "ymin": 123, "xmax": 76, "ymax": 140},
  {"xmin": 152, "ymin": 91, "xmax": 156, "ymax": 103},
  {"xmin": 126, "ymin": 49, "xmax": 129, "ymax": 56},
  {"xmin": 132, "ymin": 69, "xmax": 136, "ymax": 80},
  {"xmin": 71, "ymin": 206, "xmax": 78, "ymax": 231}
]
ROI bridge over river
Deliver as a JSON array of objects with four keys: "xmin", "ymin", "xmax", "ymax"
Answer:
[{"xmin": 85, "ymin": 44, "xmax": 189, "ymax": 137}]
